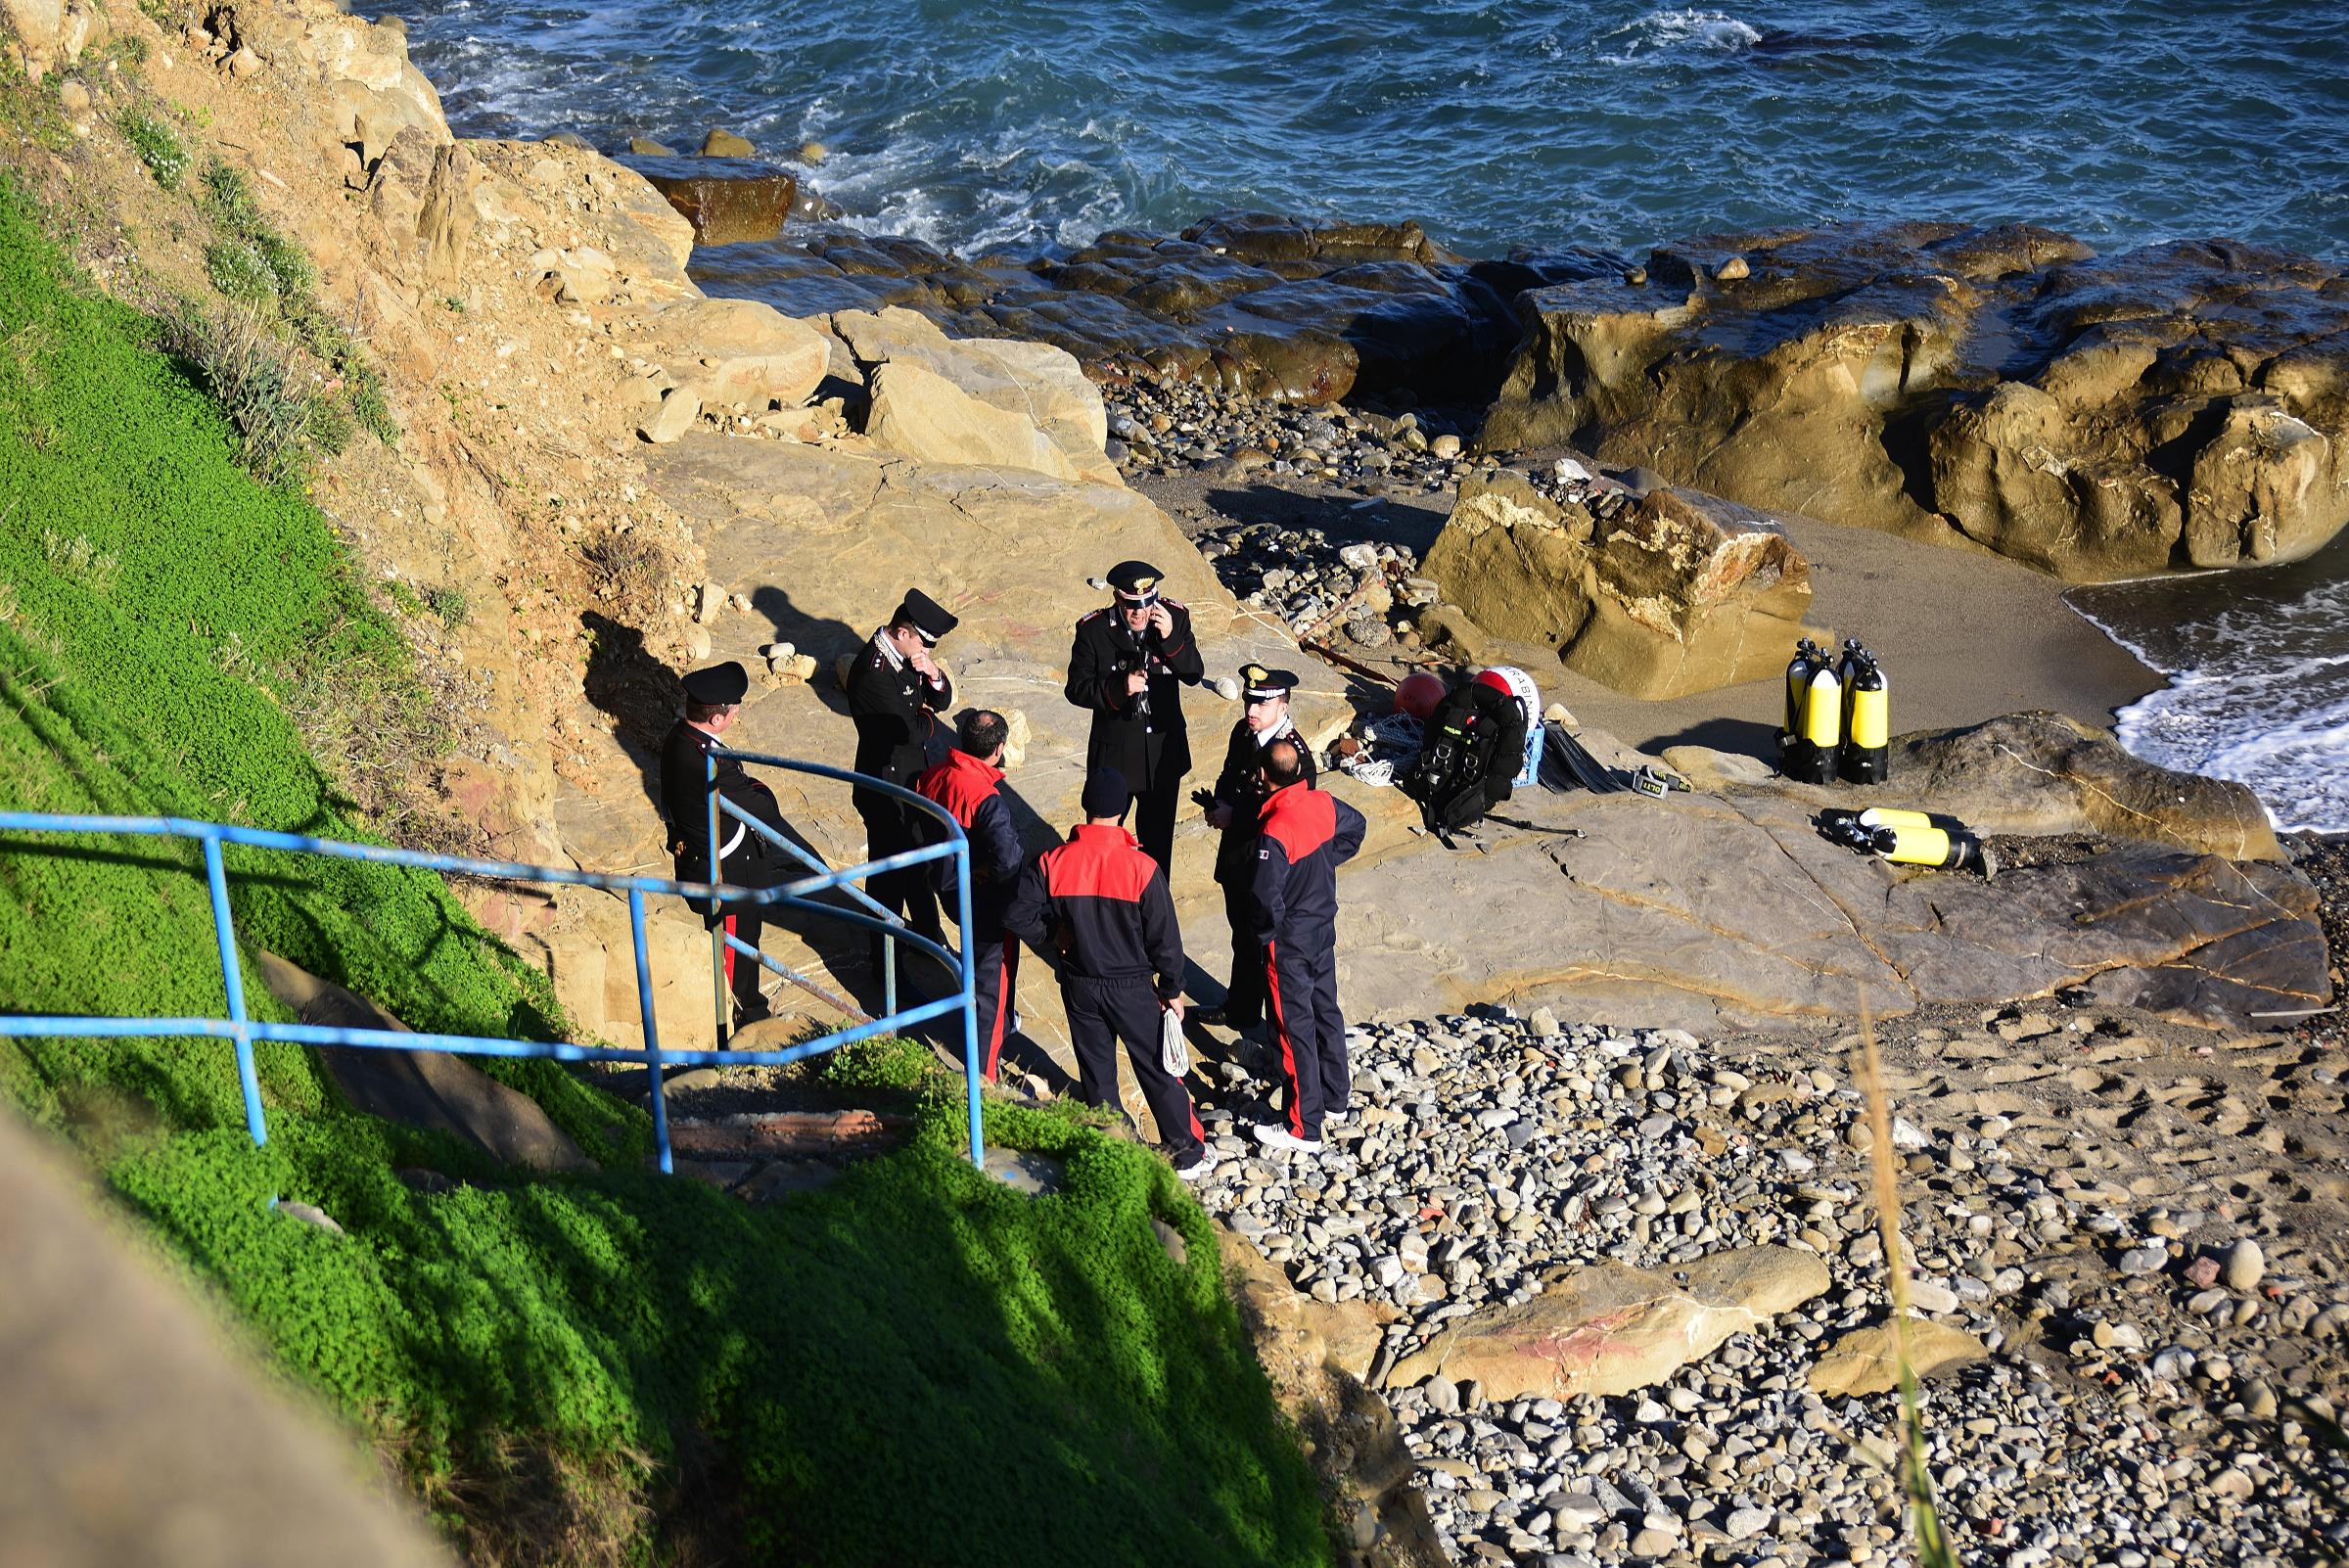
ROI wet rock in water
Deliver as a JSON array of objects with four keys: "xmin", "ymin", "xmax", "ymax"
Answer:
[
  {"xmin": 1419, "ymin": 469, "xmax": 1822, "ymax": 698},
  {"xmin": 1478, "ymin": 221, "xmax": 2349, "ymax": 580},
  {"xmin": 632, "ymin": 156, "xmax": 800, "ymax": 247},
  {"xmin": 700, "ymin": 126, "xmax": 755, "ymax": 157}
]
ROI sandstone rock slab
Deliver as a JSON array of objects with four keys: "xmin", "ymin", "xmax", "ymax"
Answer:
[
  {"xmin": 1667, "ymin": 710, "xmax": 2281, "ymax": 861},
  {"xmin": 1389, "ymin": 1246, "xmax": 1829, "ymax": 1402},
  {"xmin": 634, "ymin": 296, "xmax": 829, "ymax": 412},
  {"xmin": 866, "ymin": 358, "xmax": 1082, "ymax": 482},
  {"xmin": 1809, "ymin": 1316, "xmax": 1990, "ymax": 1398},
  {"xmin": 1331, "ymin": 748, "xmax": 2326, "ymax": 1035},
  {"xmin": 830, "ymin": 305, "xmax": 1117, "ymax": 484}
]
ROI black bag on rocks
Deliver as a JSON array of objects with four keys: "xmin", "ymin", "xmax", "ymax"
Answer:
[{"xmin": 1401, "ymin": 678, "xmax": 1525, "ymax": 834}]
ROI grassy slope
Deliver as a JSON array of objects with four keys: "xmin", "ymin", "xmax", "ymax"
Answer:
[{"xmin": 0, "ymin": 173, "xmax": 1328, "ymax": 1565}]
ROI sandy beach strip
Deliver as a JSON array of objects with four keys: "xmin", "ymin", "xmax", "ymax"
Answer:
[{"xmin": 1133, "ymin": 462, "xmax": 2163, "ymax": 761}]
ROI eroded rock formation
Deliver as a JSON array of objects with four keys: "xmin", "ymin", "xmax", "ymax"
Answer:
[{"xmin": 1476, "ymin": 222, "xmax": 2349, "ymax": 580}]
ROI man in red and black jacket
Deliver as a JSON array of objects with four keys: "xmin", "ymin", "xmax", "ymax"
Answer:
[
  {"xmin": 1250, "ymin": 739, "xmax": 1365, "ymax": 1156},
  {"xmin": 914, "ymin": 710, "xmax": 1025, "ymax": 1081},
  {"xmin": 1004, "ymin": 767, "xmax": 1212, "ymax": 1179}
]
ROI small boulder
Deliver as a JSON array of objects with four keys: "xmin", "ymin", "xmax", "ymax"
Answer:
[
  {"xmin": 276, "ymin": 1200, "xmax": 344, "ymax": 1236},
  {"xmin": 2223, "ymin": 1238, "xmax": 2266, "ymax": 1291},
  {"xmin": 1808, "ymin": 1316, "xmax": 1987, "ymax": 1397},
  {"xmin": 1420, "ymin": 469, "xmax": 1822, "ymax": 699},
  {"xmin": 700, "ymin": 127, "xmax": 754, "ymax": 158},
  {"xmin": 639, "ymin": 383, "xmax": 703, "ymax": 444},
  {"xmin": 638, "ymin": 160, "xmax": 799, "ymax": 247}
]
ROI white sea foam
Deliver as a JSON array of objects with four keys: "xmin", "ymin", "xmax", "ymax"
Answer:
[
  {"xmin": 2077, "ymin": 576, "xmax": 2349, "ymax": 835},
  {"xmin": 1598, "ymin": 7, "xmax": 1764, "ymax": 65}
]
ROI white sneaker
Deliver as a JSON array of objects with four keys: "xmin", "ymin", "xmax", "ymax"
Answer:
[
  {"xmin": 1173, "ymin": 1149, "xmax": 1217, "ymax": 1180},
  {"xmin": 1252, "ymin": 1123, "xmax": 1323, "ymax": 1155}
]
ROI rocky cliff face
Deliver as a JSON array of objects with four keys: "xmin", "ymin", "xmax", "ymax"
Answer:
[{"xmin": 1475, "ymin": 222, "xmax": 2349, "ymax": 581}]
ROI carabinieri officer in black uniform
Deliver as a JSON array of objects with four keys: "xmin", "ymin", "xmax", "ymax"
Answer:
[
  {"xmin": 845, "ymin": 588, "xmax": 959, "ymax": 958},
  {"xmin": 659, "ymin": 661, "xmax": 788, "ymax": 1024},
  {"xmin": 1064, "ymin": 559, "xmax": 1203, "ymax": 874},
  {"xmin": 1194, "ymin": 665, "xmax": 1314, "ymax": 1032}
]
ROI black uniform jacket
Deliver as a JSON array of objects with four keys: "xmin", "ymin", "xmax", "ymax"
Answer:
[
  {"xmin": 1210, "ymin": 716, "xmax": 1317, "ymax": 886},
  {"xmin": 1250, "ymin": 781, "xmax": 1366, "ymax": 947},
  {"xmin": 658, "ymin": 719, "xmax": 786, "ymax": 883},
  {"xmin": 1004, "ymin": 823, "xmax": 1184, "ymax": 1001},
  {"xmin": 846, "ymin": 635, "xmax": 951, "ymax": 805},
  {"xmin": 913, "ymin": 749, "xmax": 1024, "ymax": 934},
  {"xmin": 1064, "ymin": 601, "xmax": 1205, "ymax": 790}
]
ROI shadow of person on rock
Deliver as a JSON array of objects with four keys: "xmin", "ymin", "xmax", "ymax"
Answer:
[
  {"xmin": 580, "ymin": 611, "xmax": 685, "ymax": 815},
  {"xmin": 746, "ymin": 584, "xmax": 863, "ymax": 720},
  {"xmin": 1642, "ymin": 715, "xmax": 1782, "ymax": 765}
]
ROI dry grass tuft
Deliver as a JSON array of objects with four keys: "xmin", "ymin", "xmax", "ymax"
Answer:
[{"xmin": 1851, "ymin": 1001, "xmax": 1959, "ymax": 1568}]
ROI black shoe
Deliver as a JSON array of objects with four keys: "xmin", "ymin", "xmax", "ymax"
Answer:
[{"xmin": 732, "ymin": 992, "xmax": 774, "ymax": 1026}]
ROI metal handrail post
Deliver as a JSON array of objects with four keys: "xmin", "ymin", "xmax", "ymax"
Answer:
[
  {"xmin": 201, "ymin": 833, "xmax": 267, "ymax": 1149},
  {"xmin": 629, "ymin": 888, "xmax": 672, "ymax": 1175},
  {"xmin": 954, "ymin": 834, "xmax": 982, "ymax": 1167},
  {"xmin": 704, "ymin": 749, "xmax": 727, "ymax": 1049}
]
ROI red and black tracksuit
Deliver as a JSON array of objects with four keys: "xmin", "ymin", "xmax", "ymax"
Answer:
[
  {"xmin": 1210, "ymin": 716, "xmax": 1315, "ymax": 1028},
  {"xmin": 1004, "ymin": 822, "xmax": 1205, "ymax": 1162},
  {"xmin": 1252, "ymin": 781, "xmax": 1366, "ymax": 1140},
  {"xmin": 914, "ymin": 748, "xmax": 1024, "ymax": 1080}
]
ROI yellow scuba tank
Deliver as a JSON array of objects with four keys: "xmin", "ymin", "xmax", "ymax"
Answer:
[
  {"xmin": 1783, "ymin": 638, "xmax": 1817, "ymax": 742},
  {"xmin": 1841, "ymin": 650, "xmax": 1889, "ymax": 784},
  {"xmin": 1869, "ymin": 823, "xmax": 1995, "ymax": 877},
  {"xmin": 1796, "ymin": 660, "xmax": 1843, "ymax": 784},
  {"xmin": 1857, "ymin": 807, "xmax": 1933, "ymax": 830}
]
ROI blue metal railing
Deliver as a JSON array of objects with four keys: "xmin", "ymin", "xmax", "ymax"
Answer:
[{"xmin": 0, "ymin": 749, "xmax": 983, "ymax": 1173}]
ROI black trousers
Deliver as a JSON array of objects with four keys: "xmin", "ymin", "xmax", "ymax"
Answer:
[
  {"xmin": 1219, "ymin": 879, "xmax": 1266, "ymax": 1026},
  {"xmin": 856, "ymin": 797, "xmax": 942, "ymax": 945},
  {"xmin": 1266, "ymin": 932, "xmax": 1346, "ymax": 1140},
  {"xmin": 1132, "ymin": 783, "xmax": 1178, "ymax": 876},
  {"xmin": 685, "ymin": 851, "xmax": 779, "ymax": 1005},
  {"xmin": 1062, "ymin": 975, "xmax": 1203, "ymax": 1160}
]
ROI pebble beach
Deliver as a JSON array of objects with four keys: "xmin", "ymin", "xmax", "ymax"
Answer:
[{"xmin": 1181, "ymin": 987, "xmax": 2349, "ymax": 1567}]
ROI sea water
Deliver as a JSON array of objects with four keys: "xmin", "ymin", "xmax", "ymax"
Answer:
[
  {"xmin": 358, "ymin": 0, "xmax": 2349, "ymax": 830},
  {"xmin": 2072, "ymin": 535, "xmax": 2349, "ymax": 837}
]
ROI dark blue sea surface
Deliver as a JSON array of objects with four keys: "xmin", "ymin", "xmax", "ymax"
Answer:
[{"xmin": 362, "ymin": 0, "xmax": 2348, "ymax": 262}]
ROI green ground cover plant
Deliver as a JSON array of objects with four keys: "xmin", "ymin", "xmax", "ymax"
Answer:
[{"xmin": 0, "ymin": 172, "xmax": 1330, "ymax": 1565}]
